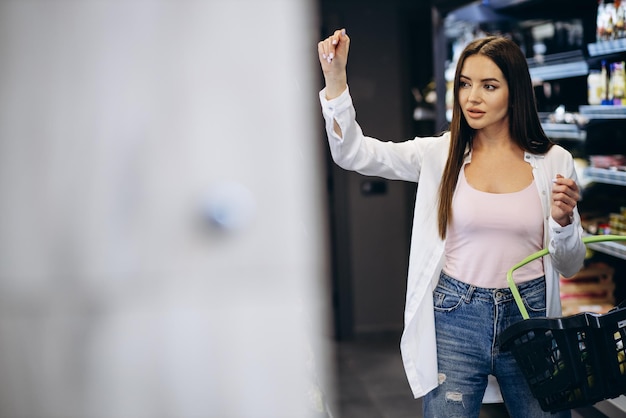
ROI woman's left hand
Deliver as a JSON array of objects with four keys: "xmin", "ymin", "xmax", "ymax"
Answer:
[{"xmin": 551, "ymin": 174, "xmax": 580, "ymax": 227}]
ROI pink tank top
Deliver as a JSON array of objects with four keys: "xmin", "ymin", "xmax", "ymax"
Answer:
[{"xmin": 443, "ymin": 167, "xmax": 544, "ymax": 288}]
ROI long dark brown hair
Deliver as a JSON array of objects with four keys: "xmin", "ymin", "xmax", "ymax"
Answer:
[{"xmin": 437, "ymin": 35, "xmax": 553, "ymax": 239}]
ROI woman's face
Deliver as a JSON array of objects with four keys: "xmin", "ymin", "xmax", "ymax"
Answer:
[{"xmin": 457, "ymin": 54, "xmax": 510, "ymax": 133}]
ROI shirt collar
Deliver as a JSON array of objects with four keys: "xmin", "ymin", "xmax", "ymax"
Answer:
[{"xmin": 462, "ymin": 147, "xmax": 544, "ymax": 166}]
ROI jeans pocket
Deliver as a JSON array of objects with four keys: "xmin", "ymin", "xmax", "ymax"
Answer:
[
  {"xmin": 522, "ymin": 289, "xmax": 547, "ymax": 314},
  {"xmin": 433, "ymin": 288, "xmax": 464, "ymax": 312}
]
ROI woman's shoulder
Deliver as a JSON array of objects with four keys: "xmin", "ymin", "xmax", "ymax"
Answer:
[
  {"xmin": 414, "ymin": 131, "xmax": 450, "ymax": 156},
  {"xmin": 534, "ymin": 144, "xmax": 577, "ymax": 176},
  {"xmin": 543, "ymin": 143, "xmax": 574, "ymax": 161},
  {"xmin": 418, "ymin": 131, "xmax": 450, "ymax": 146}
]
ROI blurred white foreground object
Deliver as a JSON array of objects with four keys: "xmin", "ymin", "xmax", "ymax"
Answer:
[
  {"xmin": 0, "ymin": 1, "xmax": 330, "ymax": 417},
  {"xmin": 205, "ymin": 181, "xmax": 257, "ymax": 231}
]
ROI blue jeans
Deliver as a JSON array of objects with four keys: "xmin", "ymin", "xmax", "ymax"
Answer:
[{"xmin": 423, "ymin": 272, "xmax": 571, "ymax": 418}]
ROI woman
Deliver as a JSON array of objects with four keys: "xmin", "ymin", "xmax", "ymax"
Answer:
[{"xmin": 318, "ymin": 30, "xmax": 586, "ymax": 418}]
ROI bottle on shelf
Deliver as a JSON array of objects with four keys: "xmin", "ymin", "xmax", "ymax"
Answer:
[
  {"xmin": 612, "ymin": 61, "xmax": 626, "ymax": 105},
  {"xmin": 606, "ymin": 2, "xmax": 616, "ymax": 40},
  {"xmin": 589, "ymin": 69, "xmax": 604, "ymax": 105},
  {"xmin": 614, "ymin": 0, "xmax": 626, "ymax": 38},
  {"xmin": 598, "ymin": 0, "xmax": 606, "ymax": 40},
  {"xmin": 601, "ymin": 59, "xmax": 612, "ymax": 105}
]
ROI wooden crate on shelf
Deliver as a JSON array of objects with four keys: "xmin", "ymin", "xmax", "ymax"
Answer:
[{"xmin": 560, "ymin": 263, "xmax": 615, "ymax": 316}]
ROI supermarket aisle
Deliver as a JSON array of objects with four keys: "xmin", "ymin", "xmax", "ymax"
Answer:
[
  {"xmin": 332, "ymin": 332, "xmax": 617, "ymax": 418},
  {"xmin": 332, "ymin": 332, "xmax": 510, "ymax": 418}
]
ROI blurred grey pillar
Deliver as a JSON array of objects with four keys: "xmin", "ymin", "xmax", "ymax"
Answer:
[{"xmin": 0, "ymin": 1, "xmax": 330, "ymax": 417}]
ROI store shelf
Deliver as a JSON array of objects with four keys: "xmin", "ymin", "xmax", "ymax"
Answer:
[
  {"xmin": 489, "ymin": 0, "xmax": 592, "ymax": 11},
  {"xmin": 588, "ymin": 38, "xmax": 626, "ymax": 57},
  {"xmin": 579, "ymin": 105, "xmax": 626, "ymax": 120},
  {"xmin": 583, "ymin": 169, "xmax": 626, "ymax": 260},
  {"xmin": 595, "ymin": 395, "xmax": 626, "ymax": 415},
  {"xmin": 527, "ymin": 51, "xmax": 589, "ymax": 82},
  {"xmin": 585, "ymin": 167, "xmax": 626, "ymax": 186},
  {"xmin": 586, "ymin": 238, "xmax": 626, "ymax": 261},
  {"xmin": 541, "ymin": 122, "xmax": 586, "ymax": 141}
]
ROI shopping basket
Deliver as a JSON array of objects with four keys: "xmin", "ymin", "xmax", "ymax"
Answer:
[{"xmin": 499, "ymin": 234, "xmax": 626, "ymax": 412}]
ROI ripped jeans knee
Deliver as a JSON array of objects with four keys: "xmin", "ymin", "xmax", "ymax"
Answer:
[
  {"xmin": 445, "ymin": 391, "xmax": 463, "ymax": 403},
  {"xmin": 423, "ymin": 373, "xmax": 484, "ymax": 418}
]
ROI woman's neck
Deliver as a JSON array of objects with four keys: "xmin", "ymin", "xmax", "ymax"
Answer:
[{"xmin": 472, "ymin": 127, "xmax": 515, "ymax": 151}]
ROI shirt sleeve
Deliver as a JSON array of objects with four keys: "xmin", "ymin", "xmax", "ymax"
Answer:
[
  {"xmin": 318, "ymin": 86, "xmax": 431, "ymax": 182},
  {"xmin": 547, "ymin": 157, "xmax": 586, "ymax": 278},
  {"xmin": 319, "ymin": 87, "xmax": 353, "ymax": 143}
]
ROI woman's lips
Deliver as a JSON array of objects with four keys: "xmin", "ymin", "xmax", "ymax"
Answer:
[{"xmin": 466, "ymin": 108, "xmax": 485, "ymax": 118}]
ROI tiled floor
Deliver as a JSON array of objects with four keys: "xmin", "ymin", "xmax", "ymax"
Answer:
[
  {"xmin": 331, "ymin": 332, "xmax": 614, "ymax": 418},
  {"xmin": 332, "ymin": 333, "xmax": 421, "ymax": 418}
]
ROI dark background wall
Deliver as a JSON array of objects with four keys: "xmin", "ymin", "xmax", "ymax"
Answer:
[{"xmin": 318, "ymin": 0, "xmax": 435, "ymax": 339}]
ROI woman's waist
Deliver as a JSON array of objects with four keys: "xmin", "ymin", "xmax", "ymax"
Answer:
[
  {"xmin": 443, "ymin": 239, "xmax": 544, "ymax": 288},
  {"xmin": 437, "ymin": 270, "xmax": 545, "ymax": 302}
]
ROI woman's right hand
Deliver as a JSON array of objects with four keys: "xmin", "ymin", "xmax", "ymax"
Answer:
[{"xmin": 318, "ymin": 28, "xmax": 349, "ymax": 99}]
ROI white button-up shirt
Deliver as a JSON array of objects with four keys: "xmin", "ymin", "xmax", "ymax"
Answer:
[{"xmin": 319, "ymin": 86, "xmax": 586, "ymax": 402}]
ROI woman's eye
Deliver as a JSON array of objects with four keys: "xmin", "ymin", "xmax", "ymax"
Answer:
[
  {"xmin": 484, "ymin": 84, "xmax": 496, "ymax": 91},
  {"xmin": 460, "ymin": 81, "xmax": 470, "ymax": 88}
]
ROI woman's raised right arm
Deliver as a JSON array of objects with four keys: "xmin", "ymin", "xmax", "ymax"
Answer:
[
  {"xmin": 318, "ymin": 29, "xmax": 349, "ymax": 136},
  {"xmin": 317, "ymin": 28, "xmax": 432, "ymax": 182}
]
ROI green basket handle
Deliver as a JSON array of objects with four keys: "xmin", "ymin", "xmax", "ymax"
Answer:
[{"xmin": 507, "ymin": 234, "xmax": 626, "ymax": 320}]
